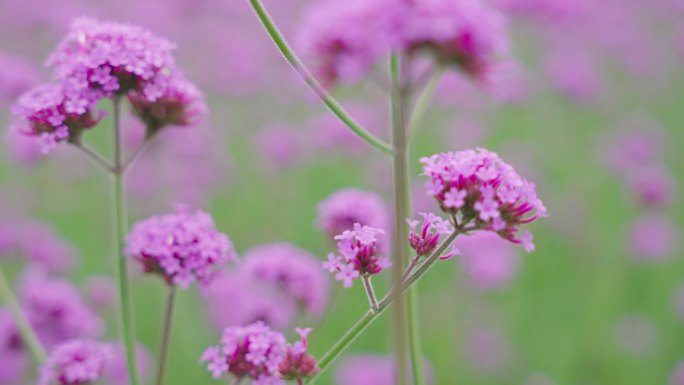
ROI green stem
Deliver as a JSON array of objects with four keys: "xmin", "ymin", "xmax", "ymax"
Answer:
[
  {"xmin": 246, "ymin": 0, "xmax": 394, "ymax": 155},
  {"xmin": 307, "ymin": 230, "xmax": 461, "ymax": 383},
  {"xmin": 390, "ymin": 53, "xmax": 415, "ymax": 385},
  {"xmin": 361, "ymin": 276, "xmax": 380, "ymax": 313},
  {"xmin": 155, "ymin": 286, "xmax": 177, "ymax": 385},
  {"xmin": 112, "ymin": 97, "xmax": 141, "ymax": 385},
  {"xmin": 408, "ymin": 68, "xmax": 443, "ymax": 140},
  {"xmin": 0, "ymin": 267, "xmax": 46, "ymax": 363}
]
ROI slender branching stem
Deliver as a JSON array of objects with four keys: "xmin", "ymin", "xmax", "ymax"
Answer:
[
  {"xmin": 0, "ymin": 267, "xmax": 46, "ymax": 363},
  {"xmin": 112, "ymin": 97, "xmax": 141, "ymax": 385},
  {"xmin": 361, "ymin": 276, "xmax": 380, "ymax": 313},
  {"xmin": 408, "ymin": 68, "xmax": 444, "ymax": 140},
  {"xmin": 245, "ymin": 0, "xmax": 394, "ymax": 155},
  {"xmin": 401, "ymin": 255, "xmax": 422, "ymax": 284},
  {"xmin": 123, "ymin": 134, "xmax": 156, "ymax": 172},
  {"xmin": 155, "ymin": 286, "xmax": 177, "ymax": 385},
  {"xmin": 73, "ymin": 143, "xmax": 116, "ymax": 173},
  {"xmin": 306, "ymin": 230, "xmax": 462, "ymax": 383},
  {"xmin": 390, "ymin": 52, "xmax": 411, "ymax": 385}
]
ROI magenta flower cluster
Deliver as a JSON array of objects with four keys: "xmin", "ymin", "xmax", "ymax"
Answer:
[
  {"xmin": 201, "ymin": 321, "xmax": 318, "ymax": 385},
  {"xmin": 10, "ymin": 17, "xmax": 205, "ymax": 153},
  {"xmin": 38, "ymin": 339, "xmax": 111, "ymax": 385},
  {"xmin": 298, "ymin": 0, "xmax": 508, "ymax": 86},
  {"xmin": 407, "ymin": 212, "xmax": 457, "ymax": 259},
  {"xmin": 323, "ymin": 223, "xmax": 390, "ymax": 288},
  {"xmin": 421, "ymin": 149, "xmax": 547, "ymax": 251},
  {"xmin": 125, "ymin": 206, "xmax": 236, "ymax": 288}
]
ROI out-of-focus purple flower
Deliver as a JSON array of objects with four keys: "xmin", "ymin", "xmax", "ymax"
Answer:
[
  {"xmin": 334, "ymin": 354, "xmax": 434, "ymax": 385},
  {"xmin": 46, "ymin": 18, "xmax": 177, "ymax": 108},
  {"xmin": 201, "ymin": 321, "xmax": 287, "ymax": 384},
  {"xmin": 602, "ymin": 117, "xmax": 667, "ymax": 176},
  {"xmin": 670, "ymin": 360, "xmax": 684, "ymax": 385},
  {"xmin": 278, "ymin": 327, "xmax": 320, "ymax": 382},
  {"xmin": 296, "ymin": 0, "xmax": 399, "ymax": 86},
  {"xmin": 38, "ymin": 339, "xmax": 111, "ymax": 385},
  {"xmin": 4, "ymin": 130, "xmax": 45, "ymax": 166},
  {"xmin": 20, "ymin": 221, "xmax": 78, "ymax": 274},
  {"xmin": 125, "ymin": 206, "xmax": 236, "ymax": 288},
  {"xmin": 455, "ymin": 232, "xmax": 519, "ymax": 291},
  {"xmin": 401, "ymin": 0, "xmax": 509, "ymax": 81},
  {"xmin": 202, "ymin": 270, "xmax": 297, "ymax": 331},
  {"xmin": 0, "ymin": 310, "xmax": 27, "ymax": 384},
  {"xmin": 0, "ymin": 51, "xmax": 40, "ymax": 101},
  {"xmin": 544, "ymin": 45, "xmax": 601, "ymax": 102},
  {"xmin": 316, "ymin": 188, "xmax": 388, "ymax": 242},
  {"xmin": 626, "ymin": 165, "xmax": 676, "ymax": 208},
  {"xmin": 407, "ymin": 213, "xmax": 456, "ymax": 259},
  {"xmin": 323, "ymin": 224, "xmax": 390, "ymax": 288},
  {"xmin": 125, "ymin": 119, "xmax": 231, "ymax": 208},
  {"xmin": 241, "ymin": 243, "xmax": 329, "ymax": 317},
  {"xmin": 613, "ymin": 314, "xmax": 658, "ymax": 356},
  {"xmin": 84, "ymin": 276, "xmax": 116, "ymax": 311},
  {"xmin": 421, "ymin": 148, "xmax": 547, "ymax": 250},
  {"xmin": 19, "ymin": 271, "xmax": 103, "ymax": 349},
  {"xmin": 104, "ymin": 343, "xmax": 152, "ymax": 385},
  {"xmin": 465, "ymin": 325, "xmax": 512, "ymax": 374},
  {"xmin": 483, "ymin": 61, "xmax": 530, "ymax": 103},
  {"xmin": 10, "ymin": 83, "xmax": 103, "ymax": 153},
  {"xmin": 129, "ymin": 74, "xmax": 207, "ymax": 137},
  {"xmin": 254, "ymin": 123, "xmax": 301, "ymax": 170},
  {"xmin": 628, "ymin": 215, "xmax": 680, "ymax": 262}
]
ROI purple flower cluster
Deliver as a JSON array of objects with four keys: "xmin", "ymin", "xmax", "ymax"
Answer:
[
  {"xmin": 242, "ymin": 243, "xmax": 329, "ymax": 317},
  {"xmin": 0, "ymin": 219, "xmax": 78, "ymax": 274},
  {"xmin": 323, "ymin": 224, "xmax": 390, "ymax": 288},
  {"xmin": 0, "ymin": 310, "xmax": 27, "ymax": 384},
  {"xmin": 19, "ymin": 271, "xmax": 103, "ymax": 349},
  {"xmin": 455, "ymin": 232, "xmax": 520, "ymax": 291},
  {"xmin": 316, "ymin": 188, "xmax": 388, "ymax": 242},
  {"xmin": 421, "ymin": 148, "xmax": 547, "ymax": 251},
  {"xmin": 38, "ymin": 339, "xmax": 111, "ymax": 385},
  {"xmin": 10, "ymin": 17, "xmax": 205, "ymax": 153},
  {"xmin": 278, "ymin": 328, "xmax": 320, "ymax": 382},
  {"xmin": 407, "ymin": 212, "xmax": 455, "ymax": 258},
  {"xmin": 125, "ymin": 206, "xmax": 236, "ymax": 288},
  {"xmin": 297, "ymin": 0, "xmax": 508, "ymax": 86},
  {"xmin": 201, "ymin": 321, "xmax": 288, "ymax": 384}
]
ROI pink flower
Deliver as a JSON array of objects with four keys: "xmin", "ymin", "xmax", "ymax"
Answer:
[
  {"xmin": 201, "ymin": 321, "xmax": 288, "ymax": 384},
  {"xmin": 324, "ymin": 224, "xmax": 389, "ymax": 288},
  {"xmin": 278, "ymin": 327, "xmax": 320, "ymax": 382},
  {"xmin": 627, "ymin": 165, "xmax": 676, "ymax": 208},
  {"xmin": 0, "ymin": 310, "xmax": 28, "ymax": 384},
  {"xmin": 407, "ymin": 212, "xmax": 454, "ymax": 258},
  {"xmin": 10, "ymin": 83, "xmax": 102, "ymax": 153},
  {"xmin": 421, "ymin": 148, "xmax": 547, "ymax": 250},
  {"xmin": 241, "ymin": 243, "xmax": 329, "ymax": 317},
  {"xmin": 0, "ymin": 51, "xmax": 40, "ymax": 101},
  {"xmin": 316, "ymin": 188, "xmax": 388, "ymax": 242},
  {"xmin": 38, "ymin": 339, "xmax": 111, "ymax": 385},
  {"xmin": 334, "ymin": 354, "xmax": 434, "ymax": 385},
  {"xmin": 628, "ymin": 215, "xmax": 680, "ymax": 262},
  {"xmin": 455, "ymin": 232, "xmax": 519, "ymax": 291},
  {"xmin": 125, "ymin": 206, "xmax": 237, "ymax": 288}
]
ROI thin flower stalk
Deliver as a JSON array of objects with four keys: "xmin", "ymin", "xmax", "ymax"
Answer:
[
  {"xmin": 246, "ymin": 0, "xmax": 394, "ymax": 155},
  {"xmin": 155, "ymin": 286, "xmax": 177, "ymax": 385},
  {"xmin": 307, "ymin": 229, "xmax": 461, "ymax": 383},
  {"xmin": 408, "ymin": 68, "xmax": 444, "ymax": 140},
  {"xmin": 361, "ymin": 276, "xmax": 380, "ymax": 313},
  {"xmin": 0, "ymin": 267, "xmax": 47, "ymax": 363}
]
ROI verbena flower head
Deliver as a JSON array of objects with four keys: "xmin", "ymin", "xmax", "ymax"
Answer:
[
  {"xmin": 401, "ymin": 0, "xmax": 509, "ymax": 80},
  {"xmin": 201, "ymin": 321, "xmax": 287, "ymax": 384},
  {"xmin": 10, "ymin": 83, "xmax": 102, "ymax": 153},
  {"xmin": 323, "ymin": 223, "xmax": 390, "ymax": 288},
  {"xmin": 0, "ymin": 309, "xmax": 27, "ymax": 384},
  {"xmin": 407, "ymin": 212, "xmax": 456, "ymax": 258},
  {"xmin": 317, "ymin": 188, "xmax": 388, "ymax": 242},
  {"xmin": 202, "ymin": 271, "xmax": 297, "ymax": 331},
  {"xmin": 241, "ymin": 243, "xmax": 329, "ymax": 317},
  {"xmin": 19, "ymin": 270, "xmax": 103, "ymax": 349},
  {"xmin": 38, "ymin": 339, "xmax": 111, "ymax": 385},
  {"xmin": 125, "ymin": 206, "xmax": 237, "ymax": 288},
  {"xmin": 278, "ymin": 327, "xmax": 320, "ymax": 382},
  {"xmin": 128, "ymin": 74, "xmax": 207, "ymax": 137},
  {"xmin": 420, "ymin": 148, "xmax": 547, "ymax": 251},
  {"xmin": 46, "ymin": 18, "xmax": 177, "ymax": 108}
]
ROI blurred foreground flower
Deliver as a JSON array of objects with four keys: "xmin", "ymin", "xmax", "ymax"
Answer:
[
  {"xmin": 38, "ymin": 339, "xmax": 111, "ymax": 385},
  {"xmin": 317, "ymin": 188, "xmax": 388, "ymax": 242}
]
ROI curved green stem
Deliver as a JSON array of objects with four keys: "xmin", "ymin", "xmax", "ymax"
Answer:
[
  {"xmin": 112, "ymin": 97, "xmax": 141, "ymax": 385},
  {"xmin": 389, "ymin": 53, "xmax": 412, "ymax": 385},
  {"xmin": 306, "ymin": 230, "xmax": 461, "ymax": 383},
  {"xmin": 408, "ymin": 68, "xmax": 444, "ymax": 140},
  {"xmin": 155, "ymin": 286, "xmax": 177, "ymax": 385},
  {"xmin": 246, "ymin": 0, "xmax": 394, "ymax": 155},
  {"xmin": 0, "ymin": 267, "xmax": 46, "ymax": 363}
]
